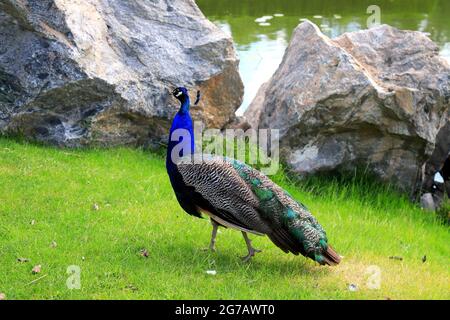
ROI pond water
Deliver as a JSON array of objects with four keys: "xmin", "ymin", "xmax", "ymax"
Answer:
[{"xmin": 196, "ymin": 0, "xmax": 450, "ymax": 115}]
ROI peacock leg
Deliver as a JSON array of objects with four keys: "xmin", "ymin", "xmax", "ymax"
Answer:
[
  {"xmin": 203, "ymin": 219, "xmax": 219, "ymax": 252},
  {"xmin": 241, "ymin": 232, "xmax": 262, "ymax": 262}
]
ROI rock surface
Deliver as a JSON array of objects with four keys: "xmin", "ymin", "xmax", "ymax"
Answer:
[
  {"xmin": 420, "ymin": 193, "xmax": 436, "ymax": 211},
  {"xmin": 0, "ymin": 0, "xmax": 243, "ymax": 146},
  {"xmin": 245, "ymin": 21, "xmax": 450, "ymax": 193}
]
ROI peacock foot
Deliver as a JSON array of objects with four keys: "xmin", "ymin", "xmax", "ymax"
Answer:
[
  {"xmin": 241, "ymin": 247, "xmax": 262, "ymax": 262},
  {"xmin": 202, "ymin": 245, "xmax": 216, "ymax": 252},
  {"xmin": 202, "ymin": 220, "xmax": 219, "ymax": 253},
  {"xmin": 241, "ymin": 231, "xmax": 261, "ymax": 262}
]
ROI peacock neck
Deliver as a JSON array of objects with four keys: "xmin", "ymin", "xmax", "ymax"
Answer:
[
  {"xmin": 166, "ymin": 97, "xmax": 195, "ymax": 172},
  {"xmin": 178, "ymin": 96, "xmax": 191, "ymax": 115}
]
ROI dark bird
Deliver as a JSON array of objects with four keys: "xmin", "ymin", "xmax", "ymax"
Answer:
[{"xmin": 166, "ymin": 87, "xmax": 341, "ymax": 265}]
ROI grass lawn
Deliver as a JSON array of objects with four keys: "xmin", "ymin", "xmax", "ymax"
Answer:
[{"xmin": 0, "ymin": 137, "xmax": 448, "ymax": 300}]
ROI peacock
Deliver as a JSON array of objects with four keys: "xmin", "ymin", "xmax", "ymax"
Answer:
[{"xmin": 166, "ymin": 87, "xmax": 341, "ymax": 265}]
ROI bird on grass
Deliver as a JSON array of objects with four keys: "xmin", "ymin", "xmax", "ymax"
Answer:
[{"xmin": 166, "ymin": 87, "xmax": 341, "ymax": 265}]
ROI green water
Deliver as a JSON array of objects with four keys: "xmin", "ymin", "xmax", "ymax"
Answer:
[{"xmin": 196, "ymin": 0, "xmax": 450, "ymax": 114}]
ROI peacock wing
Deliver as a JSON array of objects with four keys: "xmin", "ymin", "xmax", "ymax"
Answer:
[{"xmin": 176, "ymin": 156, "xmax": 270, "ymax": 235}]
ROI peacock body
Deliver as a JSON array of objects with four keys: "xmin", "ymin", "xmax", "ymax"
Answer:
[{"xmin": 166, "ymin": 87, "xmax": 340, "ymax": 265}]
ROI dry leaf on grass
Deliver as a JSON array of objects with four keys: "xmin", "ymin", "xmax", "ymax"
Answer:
[
  {"xmin": 125, "ymin": 284, "xmax": 138, "ymax": 292},
  {"xmin": 32, "ymin": 265, "xmax": 41, "ymax": 274},
  {"xmin": 389, "ymin": 256, "xmax": 403, "ymax": 261},
  {"xmin": 139, "ymin": 249, "xmax": 149, "ymax": 258}
]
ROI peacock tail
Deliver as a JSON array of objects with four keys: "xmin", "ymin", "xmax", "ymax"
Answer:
[{"xmin": 175, "ymin": 155, "xmax": 341, "ymax": 265}]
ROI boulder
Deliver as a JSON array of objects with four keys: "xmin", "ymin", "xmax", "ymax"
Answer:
[
  {"xmin": 0, "ymin": 0, "xmax": 243, "ymax": 146},
  {"xmin": 420, "ymin": 193, "xmax": 436, "ymax": 211},
  {"xmin": 245, "ymin": 21, "xmax": 450, "ymax": 193}
]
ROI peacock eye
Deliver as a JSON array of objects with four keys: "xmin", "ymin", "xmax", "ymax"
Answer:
[{"xmin": 173, "ymin": 89, "xmax": 182, "ymax": 97}]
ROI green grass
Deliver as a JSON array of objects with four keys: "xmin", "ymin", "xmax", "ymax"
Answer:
[{"xmin": 0, "ymin": 137, "xmax": 449, "ymax": 300}]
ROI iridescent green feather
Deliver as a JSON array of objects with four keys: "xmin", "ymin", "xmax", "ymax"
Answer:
[{"xmin": 230, "ymin": 159, "xmax": 329, "ymax": 257}]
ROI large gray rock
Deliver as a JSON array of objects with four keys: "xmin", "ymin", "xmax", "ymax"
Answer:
[
  {"xmin": 245, "ymin": 21, "xmax": 450, "ymax": 193},
  {"xmin": 420, "ymin": 193, "xmax": 436, "ymax": 211},
  {"xmin": 0, "ymin": 0, "xmax": 243, "ymax": 146}
]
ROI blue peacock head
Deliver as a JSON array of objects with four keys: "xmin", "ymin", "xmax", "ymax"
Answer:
[
  {"xmin": 172, "ymin": 87, "xmax": 189, "ymax": 103},
  {"xmin": 172, "ymin": 87, "xmax": 201, "ymax": 106}
]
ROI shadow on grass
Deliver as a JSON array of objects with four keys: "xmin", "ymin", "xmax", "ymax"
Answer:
[{"xmin": 159, "ymin": 241, "xmax": 329, "ymax": 278}]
